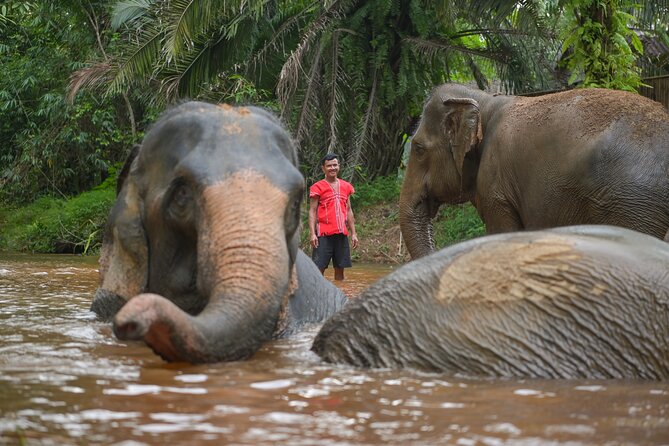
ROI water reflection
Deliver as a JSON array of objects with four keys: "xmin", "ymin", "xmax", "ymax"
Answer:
[{"xmin": 1, "ymin": 253, "xmax": 668, "ymax": 445}]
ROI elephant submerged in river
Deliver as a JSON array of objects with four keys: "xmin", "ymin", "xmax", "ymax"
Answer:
[
  {"xmin": 91, "ymin": 102, "xmax": 346, "ymax": 363},
  {"xmin": 400, "ymin": 83, "xmax": 669, "ymax": 259},
  {"xmin": 312, "ymin": 225, "xmax": 669, "ymax": 380}
]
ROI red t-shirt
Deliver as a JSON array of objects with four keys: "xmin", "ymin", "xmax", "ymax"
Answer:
[{"xmin": 310, "ymin": 179, "xmax": 355, "ymax": 236}]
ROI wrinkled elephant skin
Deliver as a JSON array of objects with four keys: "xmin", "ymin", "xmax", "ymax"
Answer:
[
  {"xmin": 313, "ymin": 225, "xmax": 669, "ymax": 380},
  {"xmin": 400, "ymin": 83, "xmax": 669, "ymax": 259},
  {"xmin": 91, "ymin": 102, "xmax": 346, "ymax": 363}
]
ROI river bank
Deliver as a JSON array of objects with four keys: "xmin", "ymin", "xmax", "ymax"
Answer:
[{"xmin": 299, "ymin": 200, "xmax": 485, "ymax": 265}]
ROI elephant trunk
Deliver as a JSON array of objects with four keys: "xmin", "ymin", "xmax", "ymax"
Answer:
[
  {"xmin": 113, "ymin": 172, "xmax": 293, "ymax": 363},
  {"xmin": 400, "ymin": 180, "xmax": 437, "ymax": 260}
]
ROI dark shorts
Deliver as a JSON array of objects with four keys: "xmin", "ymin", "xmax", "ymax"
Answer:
[{"xmin": 312, "ymin": 233, "xmax": 352, "ymax": 270}]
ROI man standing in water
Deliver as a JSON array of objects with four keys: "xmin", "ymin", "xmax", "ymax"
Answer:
[{"xmin": 309, "ymin": 153, "xmax": 358, "ymax": 280}]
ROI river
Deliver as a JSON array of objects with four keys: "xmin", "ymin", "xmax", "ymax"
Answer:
[{"xmin": 0, "ymin": 252, "xmax": 667, "ymax": 445}]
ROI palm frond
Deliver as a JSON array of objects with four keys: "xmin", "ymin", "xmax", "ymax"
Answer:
[
  {"xmin": 277, "ymin": 0, "xmax": 357, "ymax": 111},
  {"xmin": 405, "ymin": 36, "xmax": 509, "ymax": 63},
  {"xmin": 246, "ymin": 3, "xmax": 316, "ymax": 78},
  {"xmin": 292, "ymin": 44, "xmax": 324, "ymax": 147},
  {"xmin": 107, "ymin": 25, "xmax": 164, "ymax": 96},
  {"xmin": 464, "ymin": 0, "xmax": 523, "ymax": 28},
  {"xmin": 345, "ymin": 67, "xmax": 377, "ymax": 182},
  {"xmin": 111, "ymin": 0, "xmax": 152, "ymax": 30},
  {"xmin": 66, "ymin": 62, "xmax": 115, "ymax": 103},
  {"xmin": 163, "ymin": 0, "xmax": 266, "ymax": 60},
  {"xmin": 326, "ymin": 30, "xmax": 347, "ymax": 153},
  {"xmin": 160, "ymin": 13, "xmax": 258, "ymax": 100}
]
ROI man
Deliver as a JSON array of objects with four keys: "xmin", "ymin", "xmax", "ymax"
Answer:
[{"xmin": 309, "ymin": 153, "xmax": 358, "ymax": 280}]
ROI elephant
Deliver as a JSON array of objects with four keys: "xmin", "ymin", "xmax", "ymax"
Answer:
[
  {"xmin": 90, "ymin": 101, "xmax": 347, "ymax": 363},
  {"xmin": 400, "ymin": 83, "xmax": 669, "ymax": 259},
  {"xmin": 312, "ymin": 225, "xmax": 669, "ymax": 380}
]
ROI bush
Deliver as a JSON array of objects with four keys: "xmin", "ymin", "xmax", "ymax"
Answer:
[
  {"xmin": 350, "ymin": 176, "xmax": 401, "ymax": 208},
  {"xmin": 0, "ymin": 187, "xmax": 115, "ymax": 254},
  {"xmin": 434, "ymin": 204, "xmax": 486, "ymax": 248}
]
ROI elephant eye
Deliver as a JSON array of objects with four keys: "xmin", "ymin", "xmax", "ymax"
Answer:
[
  {"xmin": 413, "ymin": 142, "xmax": 426, "ymax": 157},
  {"xmin": 167, "ymin": 181, "xmax": 195, "ymax": 221},
  {"xmin": 284, "ymin": 195, "xmax": 302, "ymax": 236}
]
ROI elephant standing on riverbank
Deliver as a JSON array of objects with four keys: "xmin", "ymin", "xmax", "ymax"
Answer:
[
  {"xmin": 312, "ymin": 225, "xmax": 669, "ymax": 379},
  {"xmin": 91, "ymin": 102, "xmax": 346, "ymax": 363},
  {"xmin": 400, "ymin": 83, "xmax": 669, "ymax": 259}
]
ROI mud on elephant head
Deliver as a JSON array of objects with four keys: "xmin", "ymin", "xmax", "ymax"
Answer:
[
  {"xmin": 91, "ymin": 102, "xmax": 345, "ymax": 363},
  {"xmin": 313, "ymin": 225, "xmax": 669, "ymax": 380},
  {"xmin": 400, "ymin": 83, "xmax": 669, "ymax": 259}
]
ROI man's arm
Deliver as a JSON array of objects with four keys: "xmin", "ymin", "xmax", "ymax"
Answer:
[
  {"xmin": 346, "ymin": 199, "xmax": 358, "ymax": 249},
  {"xmin": 309, "ymin": 196, "xmax": 320, "ymax": 248}
]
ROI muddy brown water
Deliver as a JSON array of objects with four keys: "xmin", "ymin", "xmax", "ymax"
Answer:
[{"xmin": 0, "ymin": 253, "xmax": 668, "ymax": 446}]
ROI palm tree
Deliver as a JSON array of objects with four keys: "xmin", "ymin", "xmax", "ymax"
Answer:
[
  {"xmin": 68, "ymin": 0, "xmax": 562, "ymax": 181},
  {"xmin": 277, "ymin": 0, "xmax": 560, "ymax": 181}
]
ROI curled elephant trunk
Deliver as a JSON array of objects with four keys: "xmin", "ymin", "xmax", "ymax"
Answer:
[{"xmin": 113, "ymin": 173, "xmax": 292, "ymax": 363}]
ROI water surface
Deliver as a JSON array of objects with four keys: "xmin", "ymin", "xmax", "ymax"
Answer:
[{"xmin": 0, "ymin": 253, "xmax": 667, "ymax": 445}]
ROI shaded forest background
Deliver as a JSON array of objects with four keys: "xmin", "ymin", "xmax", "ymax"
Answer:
[{"xmin": 1, "ymin": 0, "xmax": 668, "ymax": 255}]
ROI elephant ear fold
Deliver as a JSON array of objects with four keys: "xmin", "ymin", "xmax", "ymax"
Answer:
[
  {"xmin": 99, "ymin": 160, "xmax": 148, "ymax": 302},
  {"xmin": 116, "ymin": 144, "xmax": 140, "ymax": 196},
  {"xmin": 442, "ymin": 98, "xmax": 482, "ymax": 177}
]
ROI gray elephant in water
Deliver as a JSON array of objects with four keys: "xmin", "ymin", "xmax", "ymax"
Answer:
[
  {"xmin": 91, "ymin": 102, "xmax": 346, "ymax": 363},
  {"xmin": 400, "ymin": 83, "xmax": 669, "ymax": 259},
  {"xmin": 312, "ymin": 225, "xmax": 669, "ymax": 379}
]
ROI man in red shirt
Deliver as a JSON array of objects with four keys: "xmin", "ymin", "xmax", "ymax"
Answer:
[{"xmin": 309, "ymin": 153, "xmax": 359, "ymax": 280}]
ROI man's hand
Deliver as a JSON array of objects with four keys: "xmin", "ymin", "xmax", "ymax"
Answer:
[
  {"xmin": 351, "ymin": 234, "xmax": 359, "ymax": 249},
  {"xmin": 310, "ymin": 234, "xmax": 319, "ymax": 248}
]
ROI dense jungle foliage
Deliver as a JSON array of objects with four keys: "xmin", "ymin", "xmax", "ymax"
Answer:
[{"xmin": 1, "ymin": 0, "xmax": 668, "ymax": 255}]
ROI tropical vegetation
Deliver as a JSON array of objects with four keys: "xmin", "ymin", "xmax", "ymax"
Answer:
[{"xmin": 1, "ymin": 0, "xmax": 667, "ymax": 255}]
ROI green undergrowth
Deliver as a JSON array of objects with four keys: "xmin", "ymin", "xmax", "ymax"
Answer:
[
  {"xmin": 434, "ymin": 204, "xmax": 486, "ymax": 247},
  {"xmin": 0, "ymin": 186, "xmax": 115, "ymax": 254}
]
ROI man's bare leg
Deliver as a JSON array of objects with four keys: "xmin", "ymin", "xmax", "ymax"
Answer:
[{"xmin": 334, "ymin": 267, "xmax": 345, "ymax": 281}]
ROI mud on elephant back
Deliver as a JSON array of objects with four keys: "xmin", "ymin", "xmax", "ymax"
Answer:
[
  {"xmin": 312, "ymin": 225, "xmax": 669, "ymax": 380},
  {"xmin": 400, "ymin": 83, "xmax": 669, "ymax": 259},
  {"xmin": 90, "ymin": 102, "xmax": 346, "ymax": 363}
]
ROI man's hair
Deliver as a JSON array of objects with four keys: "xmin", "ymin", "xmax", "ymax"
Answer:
[{"xmin": 320, "ymin": 153, "xmax": 339, "ymax": 166}]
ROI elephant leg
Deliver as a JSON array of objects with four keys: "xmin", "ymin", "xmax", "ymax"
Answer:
[
  {"xmin": 478, "ymin": 198, "xmax": 524, "ymax": 233},
  {"xmin": 286, "ymin": 250, "xmax": 347, "ymax": 329}
]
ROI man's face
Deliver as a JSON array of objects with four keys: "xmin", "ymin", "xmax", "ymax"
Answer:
[{"xmin": 322, "ymin": 159, "xmax": 340, "ymax": 179}]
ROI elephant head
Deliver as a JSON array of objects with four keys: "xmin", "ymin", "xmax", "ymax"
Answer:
[
  {"xmin": 91, "ymin": 102, "xmax": 305, "ymax": 363},
  {"xmin": 399, "ymin": 84, "xmax": 485, "ymax": 259}
]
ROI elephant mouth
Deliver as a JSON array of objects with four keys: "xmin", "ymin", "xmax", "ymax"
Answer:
[{"xmin": 424, "ymin": 196, "xmax": 443, "ymax": 220}]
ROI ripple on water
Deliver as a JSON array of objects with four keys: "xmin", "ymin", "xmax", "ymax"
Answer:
[
  {"xmin": 174, "ymin": 374, "xmax": 208, "ymax": 383},
  {"xmin": 250, "ymin": 379, "xmax": 296, "ymax": 390},
  {"xmin": 213, "ymin": 405, "xmax": 250, "ymax": 415},
  {"xmin": 574, "ymin": 385, "xmax": 607, "ymax": 392},
  {"xmin": 29, "ymin": 397, "xmax": 67, "ymax": 408},
  {"xmin": 544, "ymin": 424, "xmax": 597, "ymax": 436},
  {"xmin": 104, "ymin": 384, "xmax": 208, "ymax": 396},
  {"xmin": 244, "ymin": 410, "xmax": 360, "ymax": 443},
  {"xmin": 136, "ymin": 422, "xmax": 232, "ymax": 435},
  {"xmin": 513, "ymin": 388, "xmax": 556, "ymax": 398}
]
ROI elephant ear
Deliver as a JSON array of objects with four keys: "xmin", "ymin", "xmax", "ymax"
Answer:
[
  {"xmin": 116, "ymin": 144, "xmax": 140, "ymax": 196},
  {"xmin": 98, "ymin": 151, "xmax": 148, "ymax": 302},
  {"xmin": 442, "ymin": 98, "xmax": 482, "ymax": 178}
]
